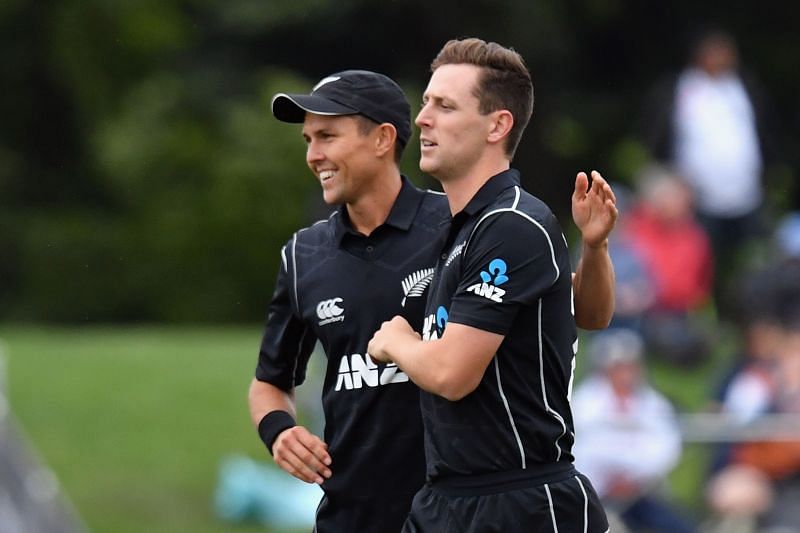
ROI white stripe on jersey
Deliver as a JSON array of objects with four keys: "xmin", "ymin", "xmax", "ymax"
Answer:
[
  {"xmin": 545, "ymin": 483, "xmax": 559, "ymax": 533},
  {"xmin": 463, "ymin": 184, "xmax": 569, "ymax": 463},
  {"xmin": 291, "ymin": 233, "xmax": 300, "ymax": 310},
  {"xmin": 288, "ymin": 220, "xmax": 326, "ymax": 387},
  {"xmin": 289, "ymin": 215, "xmax": 331, "ymax": 312},
  {"xmin": 538, "ymin": 299, "xmax": 569, "ymax": 461},
  {"xmin": 494, "ymin": 357, "xmax": 526, "ymax": 469},
  {"xmin": 465, "ymin": 186, "xmax": 560, "ymax": 284},
  {"xmin": 575, "ymin": 475, "xmax": 589, "ymax": 533}
]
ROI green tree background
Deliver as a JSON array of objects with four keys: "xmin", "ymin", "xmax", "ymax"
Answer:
[{"xmin": 2, "ymin": 0, "xmax": 798, "ymax": 323}]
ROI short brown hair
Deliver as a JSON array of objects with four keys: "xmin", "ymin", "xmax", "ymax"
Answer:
[{"xmin": 431, "ymin": 38, "xmax": 533, "ymax": 159}]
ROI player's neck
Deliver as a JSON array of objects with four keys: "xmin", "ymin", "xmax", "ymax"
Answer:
[
  {"xmin": 441, "ymin": 158, "xmax": 510, "ymax": 216},
  {"xmin": 346, "ymin": 169, "xmax": 402, "ymax": 236}
]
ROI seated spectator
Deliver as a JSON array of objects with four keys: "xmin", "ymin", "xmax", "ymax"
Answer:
[
  {"xmin": 619, "ymin": 165, "xmax": 714, "ymax": 366},
  {"xmin": 707, "ymin": 262, "xmax": 800, "ymax": 531},
  {"xmin": 573, "ymin": 328, "xmax": 697, "ymax": 533}
]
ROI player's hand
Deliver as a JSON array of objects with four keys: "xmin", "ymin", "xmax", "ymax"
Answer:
[
  {"xmin": 368, "ymin": 316, "xmax": 419, "ymax": 363},
  {"xmin": 572, "ymin": 170, "xmax": 618, "ymax": 248},
  {"xmin": 272, "ymin": 425, "xmax": 332, "ymax": 485}
]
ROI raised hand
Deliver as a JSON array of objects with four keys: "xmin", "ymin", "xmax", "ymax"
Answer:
[{"xmin": 572, "ymin": 170, "xmax": 618, "ymax": 248}]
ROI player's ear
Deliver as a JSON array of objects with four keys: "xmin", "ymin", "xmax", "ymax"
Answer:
[
  {"xmin": 375, "ymin": 123, "xmax": 398, "ymax": 158},
  {"xmin": 487, "ymin": 110, "xmax": 514, "ymax": 145}
]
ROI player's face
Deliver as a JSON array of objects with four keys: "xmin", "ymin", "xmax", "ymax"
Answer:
[
  {"xmin": 303, "ymin": 114, "xmax": 380, "ymax": 205},
  {"xmin": 415, "ymin": 64, "xmax": 492, "ymax": 182}
]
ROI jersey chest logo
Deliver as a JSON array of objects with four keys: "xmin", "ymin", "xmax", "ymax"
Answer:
[
  {"xmin": 316, "ymin": 297, "xmax": 345, "ymax": 325},
  {"xmin": 422, "ymin": 306, "xmax": 448, "ymax": 340},
  {"xmin": 445, "ymin": 241, "xmax": 466, "ymax": 267},
  {"xmin": 466, "ymin": 258, "xmax": 508, "ymax": 303},
  {"xmin": 334, "ymin": 353, "xmax": 409, "ymax": 391},
  {"xmin": 401, "ymin": 268, "xmax": 435, "ymax": 307}
]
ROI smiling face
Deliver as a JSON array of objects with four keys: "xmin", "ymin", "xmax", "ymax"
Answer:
[
  {"xmin": 302, "ymin": 114, "xmax": 381, "ymax": 205},
  {"xmin": 415, "ymin": 64, "xmax": 495, "ymax": 183}
]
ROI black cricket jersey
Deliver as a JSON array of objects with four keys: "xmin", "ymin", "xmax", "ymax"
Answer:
[
  {"xmin": 255, "ymin": 177, "xmax": 449, "ymax": 528},
  {"xmin": 420, "ymin": 169, "xmax": 578, "ymax": 481}
]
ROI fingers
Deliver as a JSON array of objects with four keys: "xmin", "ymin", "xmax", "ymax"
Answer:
[
  {"xmin": 390, "ymin": 315, "xmax": 408, "ymax": 326},
  {"xmin": 573, "ymin": 171, "xmax": 589, "ymax": 199},
  {"xmin": 390, "ymin": 315, "xmax": 417, "ymax": 335},
  {"xmin": 368, "ymin": 333, "xmax": 391, "ymax": 363},
  {"xmin": 368, "ymin": 317, "xmax": 407, "ymax": 363},
  {"xmin": 606, "ymin": 198, "xmax": 619, "ymax": 222},
  {"xmin": 367, "ymin": 333, "xmax": 382, "ymax": 362},
  {"xmin": 273, "ymin": 426, "xmax": 332, "ymax": 484},
  {"xmin": 589, "ymin": 170, "xmax": 617, "ymax": 206}
]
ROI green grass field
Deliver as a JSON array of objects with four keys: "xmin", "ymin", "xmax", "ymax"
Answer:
[
  {"xmin": 0, "ymin": 324, "xmax": 727, "ymax": 531},
  {"xmin": 0, "ymin": 325, "xmax": 316, "ymax": 533}
]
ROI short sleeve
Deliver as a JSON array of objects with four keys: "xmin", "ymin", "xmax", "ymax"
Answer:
[
  {"xmin": 447, "ymin": 210, "xmax": 569, "ymax": 335},
  {"xmin": 255, "ymin": 242, "xmax": 317, "ymax": 390}
]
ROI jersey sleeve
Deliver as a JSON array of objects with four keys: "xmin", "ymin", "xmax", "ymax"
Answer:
[
  {"xmin": 447, "ymin": 210, "xmax": 570, "ymax": 335},
  {"xmin": 255, "ymin": 240, "xmax": 317, "ymax": 391}
]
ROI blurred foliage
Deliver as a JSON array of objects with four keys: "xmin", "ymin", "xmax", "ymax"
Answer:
[{"xmin": 1, "ymin": 0, "xmax": 798, "ymax": 322}]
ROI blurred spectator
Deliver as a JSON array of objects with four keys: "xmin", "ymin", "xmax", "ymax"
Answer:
[
  {"xmin": 774, "ymin": 211, "xmax": 800, "ymax": 262},
  {"xmin": 573, "ymin": 328, "xmax": 697, "ymax": 533},
  {"xmin": 706, "ymin": 261, "xmax": 800, "ymax": 531},
  {"xmin": 617, "ymin": 165, "xmax": 714, "ymax": 366},
  {"xmin": 642, "ymin": 28, "xmax": 777, "ymax": 309},
  {"xmin": 712, "ymin": 224, "xmax": 800, "ymax": 427},
  {"xmin": 605, "ymin": 184, "xmax": 657, "ymax": 332},
  {"xmin": 706, "ymin": 262, "xmax": 785, "ymax": 482},
  {"xmin": 710, "ymin": 212, "xmax": 800, "ymax": 427}
]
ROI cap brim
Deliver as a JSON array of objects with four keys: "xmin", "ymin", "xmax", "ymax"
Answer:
[{"xmin": 271, "ymin": 93, "xmax": 359, "ymax": 123}]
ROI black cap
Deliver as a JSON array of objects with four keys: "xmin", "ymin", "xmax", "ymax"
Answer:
[{"xmin": 271, "ymin": 70, "xmax": 411, "ymax": 146}]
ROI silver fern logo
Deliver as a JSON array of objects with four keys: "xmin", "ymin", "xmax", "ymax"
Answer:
[
  {"xmin": 445, "ymin": 242, "xmax": 466, "ymax": 267},
  {"xmin": 401, "ymin": 268, "xmax": 435, "ymax": 307}
]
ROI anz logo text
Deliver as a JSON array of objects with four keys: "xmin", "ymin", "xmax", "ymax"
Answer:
[
  {"xmin": 466, "ymin": 258, "xmax": 508, "ymax": 303},
  {"xmin": 334, "ymin": 353, "xmax": 409, "ymax": 391}
]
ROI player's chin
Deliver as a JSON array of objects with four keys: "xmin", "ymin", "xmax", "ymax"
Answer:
[
  {"xmin": 321, "ymin": 190, "xmax": 342, "ymax": 205},
  {"xmin": 418, "ymin": 157, "xmax": 437, "ymax": 175}
]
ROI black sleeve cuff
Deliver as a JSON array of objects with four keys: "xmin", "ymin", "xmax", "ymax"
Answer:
[{"xmin": 257, "ymin": 410, "xmax": 296, "ymax": 456}]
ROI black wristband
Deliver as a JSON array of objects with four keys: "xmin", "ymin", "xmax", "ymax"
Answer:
[{"xmin": 257, "ymin": 410, "xmax": 296, "ymax": 456}]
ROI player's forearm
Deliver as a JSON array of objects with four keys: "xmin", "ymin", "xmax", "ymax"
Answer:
[
  {"xmin": 381, "ymin": 337, "xmax": 450, "ymax": 398},
  {"xmin": 383, "ymin": 324, "xmax": 503, "ymax": 401},
  {"xmin": 380, "ymin": 336, "xmax": 478, "ymax": 401},
  {"xmin": 573, "ymin": 239, "xmax": 615, "ymax": 330},
  {"xmin": 247, "ymin": 378, "xmax": 296, "ymax": 427}
]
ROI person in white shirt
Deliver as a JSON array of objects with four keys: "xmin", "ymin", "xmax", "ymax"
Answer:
[
  {"xmin": 643, "ymin": 29, "xmax": 777, "ymax": 314},
  {"xmin": 572, "ymin": 328, "xmax": 696, "ymax": 533}
]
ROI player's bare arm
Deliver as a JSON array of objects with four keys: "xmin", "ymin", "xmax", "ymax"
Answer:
[
  {"xmin": 572, "ymin": 170, "xmax": 618, "ymax": 330},
  {"xmin": 368, "ymin": 316, "xmax": 503, "ymax": 401},
  {"xmin": 248, "ymin": 378, "xmax": 332, "ymax": 485}
]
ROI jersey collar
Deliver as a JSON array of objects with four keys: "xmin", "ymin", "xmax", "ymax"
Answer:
[
  {"xmin": 332, "ymin": 175, "xmax": 425, "ymax": 243},
  {"xmin": 460, "ymin": 168, "xmax": 521, "ymax": 217},
  {"xmin": 384, "ymin": 175, "xmax": 425, "ymax": 230}
]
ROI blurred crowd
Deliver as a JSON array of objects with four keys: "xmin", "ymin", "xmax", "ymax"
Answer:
[{"xmin": 576, "ymin": 28, "xmax": 800, "ymax": 533}]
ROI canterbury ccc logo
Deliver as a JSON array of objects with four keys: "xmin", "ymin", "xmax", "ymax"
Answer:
[{"xmin": 316, "ymin": 298, "xmax": 345, "ymax": 325}]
